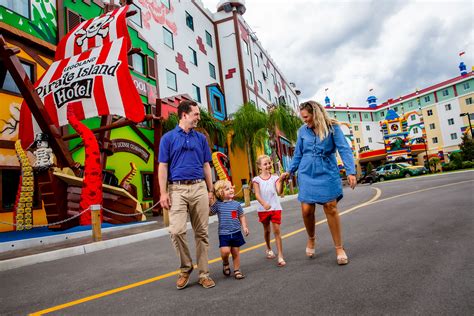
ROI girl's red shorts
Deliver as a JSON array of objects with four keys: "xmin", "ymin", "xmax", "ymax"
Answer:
[{"xmin": 257, "ymin": 210, "xmax": 282, "ymax": 224}]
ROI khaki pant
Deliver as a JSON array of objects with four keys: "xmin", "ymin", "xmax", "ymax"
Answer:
[{"xmin": 168, "ymin": 181, "xmax": 209, "ymax": 278}]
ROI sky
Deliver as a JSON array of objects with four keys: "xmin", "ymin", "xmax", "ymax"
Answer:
[{"xmin": 200, "ymin": 0, "xmax": 473, "ymax": 108}]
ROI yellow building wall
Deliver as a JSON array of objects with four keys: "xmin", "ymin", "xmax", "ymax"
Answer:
[
  {"xmin": 422, "ymin": 105, "xmax": 444, "ymax": 154},
  {"xmin": 227, "ymin": 133, "xmax": 251, "ymax": 198}
]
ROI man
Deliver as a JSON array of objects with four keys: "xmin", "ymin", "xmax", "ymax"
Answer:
[{"xmin": 158, "ymin": 100, "xmax": 215, "ymax": 289}]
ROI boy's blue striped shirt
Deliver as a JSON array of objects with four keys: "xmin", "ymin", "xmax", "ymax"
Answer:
[{"xmin": 210, "ymin": 200, "xmax": 243, "ymax": 235}]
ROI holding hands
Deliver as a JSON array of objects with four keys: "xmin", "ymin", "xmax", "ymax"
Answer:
[{"xmin": 279, "ymin": 172, "xmax": 290, "ymax": 183}]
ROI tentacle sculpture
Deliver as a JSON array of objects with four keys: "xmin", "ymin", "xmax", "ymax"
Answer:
[
  {"xmin": 67, "ymin": 104, "xmax": 103, "ymax": 225},
  {"xmin": 14, "ymin": 140, "xmax": 34, "ymax": 230},
  {"xmin": 212, "ymin": 151, "xmax": 231, "ymax": 181}
]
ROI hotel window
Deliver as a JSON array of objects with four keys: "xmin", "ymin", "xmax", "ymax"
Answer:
[
  {"xmin": 258, "ymin": 80, "xmax": 263, "ymax": 94},
  {"xmin": 127, "ymin": 4, "xmax": 142, "ymax": 26},
  {"xmin": 161, "ymin": 0, "xmax": 170, "ymax": 8},
  {"xmin": 466, "ymin": 97, "xmax": 473, "ymax": 105},
  {"xmin": 185, "ymin": 11, "xmax": 194, "ymax": 31},
  {"xmin": 166, "ymin": 69, "xmax": 177, "ymax": 91},
  {"xmin": 192, "ymin": 84, "xmax": 201, "ymax": 103},
  {"xmin": 205, "ymin": 31, "xmax": 213, "ymax": 47},
  {"xmin": 432, "ymin": 137, "xmax": 438, "ymax": 144},
  {"xmin": 246, "ymin": 69, "xmax": 253, "ymax": 85},
  {"xmin": 427, "ymin": 109, "xmax": 433, "ymax": 116},
  {"xmin": 445, "ymin": 104, "xmax": 451, "ymax": 111},
  {"xmin": 271, "ymin": 74, "xmax": 276, "ymax": 84},
  {"xmin": 368, "ymin": 137, "xmax": 373, "ymax": 143},
  {"xmin": 267, "ymin": 89, "xmax": 271, "ymax": 101},
  {"xmin": 264, "ymin": 65, "xmax": 268, "ymax": 78},
  {"xmin": 189, "ymin": 47, "xmax": 197, "ymax": 65},
  {"xmin": 209, "ymin": 62, "xmax": 216, "ymax": 79},
  {"xmin": 163, "ymin": 27, "xmax": 174, "ymax": 49},
  {"xmin": 132, "ymin": 54, "xmax": 145, "ymax": 74},
  {"xmin": 407, "ymin": 101, "xmax": 413, "ymax": 108},
  {"xmin": 1, "ymin": 0, "xmax": 30, "ymax": 18},
  {"xmin": 356, "ymin": 138, "xmax": 361, "ymax": 144},
  {"xmin": 243, "ymin": 40, "xmax": 249, "ymax": 55},
  {"xmin": 354, "ymin": 125, "xmax": 359, "ymax": 131},
  {"xmin": 254, "ymin": 53, "xmax": 259, "ymax": 67},
  {"xmin": 393, "ymin": 107, "xmax": 398, "ymax": 112},
  {"xmin": 352, "ymin": 113, "xmax": 357, "ymax": 119},
  {"xmin": 364, "ymin": 113, "xmax": 369, "ymax": 119},
  {"xmin": 463, "ymin": 82, "xmax": 470, "ymax": 90},
  {"xmin": 1, "ymin": 60, "xmax": 34, "ymax": 94},
  {"xmin": 213, "ymin": 95, "xmax": 222, "ymax": 112},
  {"xmin": 366, "ymin": 125, "xmax": 370, "ymax": 131},
  {"xmin": 424, "ymin": 95, "xmax": 431, "ymax": 102},
  {"xmin": 429, "ymin": 123, "xmax": 436, "ymax": 130},
  {"xmin": 447, "ymin": 118, "xmax": 454, "ymax": 125},
  {"xmin": 380, "ymin": 111, "xmax": 384, "ymax": 117},
  {"xmin": 442, "ymin": 89, "xmax": 449, "ymax": 96},
  {"xmin": 450, "ymin": 133, "xmax": 457, "ymax": 140},
  {"xmin": 410, "ymin": 114, "xmax": 416, "ymax": 121},
  {"xmin": 413, "ymin": 127, "xmax": 419, "ymax": 133}
]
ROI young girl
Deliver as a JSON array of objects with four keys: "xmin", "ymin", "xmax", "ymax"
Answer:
[
  {"xmin": 252, "ymin": 155, "xmax": 289, "ymax": 267},
  {"xmin": 210, "ymin": 180, "xmax": 249, "ymax": 279}
]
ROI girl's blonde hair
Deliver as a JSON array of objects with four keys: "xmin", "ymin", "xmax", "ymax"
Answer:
[
  {"xmin": 256, "ymin": 154, "xmax": 271, "ymax": 171},
  {"xmin": 214, "ymin": 179, "xmax": 232, "ymax": 201},
  {"xmin": 299, "ymin": 100, "xmax": 338, "ymax": 140}
]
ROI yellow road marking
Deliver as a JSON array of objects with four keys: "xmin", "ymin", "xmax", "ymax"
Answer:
[{"xmin": 30, "ymin": 180, "xmax": 470, "ymax": 315}]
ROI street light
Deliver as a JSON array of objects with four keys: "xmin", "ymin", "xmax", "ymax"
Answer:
[{"xmin": 460, "ymin": 112, "xmax": 473, "ymax": 136}]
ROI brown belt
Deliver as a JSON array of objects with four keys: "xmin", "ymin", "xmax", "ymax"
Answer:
[{"xmin": 169, "ymin": 179, "xmax": 203, "ymax": 185}]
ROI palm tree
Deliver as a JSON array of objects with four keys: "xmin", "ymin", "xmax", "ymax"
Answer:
[
  {"xmin": 162, "ymin": 108, "xmax": 227, "ymax": 148},
  {"xmin": 227, "ymin": 102, "xmax": 268, "ymax": 179},
  {"xmin": 266, "ymin": 104, "xmax": 302, "ymax": 172}
]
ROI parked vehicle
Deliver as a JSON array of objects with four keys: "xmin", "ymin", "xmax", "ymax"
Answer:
[
  {"xmin": 375, "ymin": 163, "xmax": 428, "ymax": 181},
  {"xmin": 359, "ymin": 170, "xmax": 378, "ymax": 184}
]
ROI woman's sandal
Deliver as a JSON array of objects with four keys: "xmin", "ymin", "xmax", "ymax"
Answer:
[
  {"xmin": 306, "ymin": 236, "xmax": 316, "ymax": 258},
  {"xmin": 335, "ymin": 246, "xmax": 349, "ymax": 265},
  {"xmin": 266, "ymin": 249, "xmax": 276, "ymax": 259},
  {"xmin": 222, "ymin": 262, "xmax": 231, "ymax": 276},
  {"xmin": 277, "ymin": 257, "xmax": 286, "ymax": 267},
  {"xmin": 234, "ymin": 269, "xmax": 245, "ymax": 280}
]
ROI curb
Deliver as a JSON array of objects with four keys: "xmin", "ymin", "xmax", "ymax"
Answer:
[{"xmin": 0, "ymin": 195, "xmax": 298, "ymax": 272}]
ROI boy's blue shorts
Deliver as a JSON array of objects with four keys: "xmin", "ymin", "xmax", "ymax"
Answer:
[{"xmin": 219, "ymin": 231, "xmax": 246, "ymax": 248}]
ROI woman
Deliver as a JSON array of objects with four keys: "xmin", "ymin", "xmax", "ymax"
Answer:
[{"xmin": 289, "ymin": 101, "xmax": 357, "ymax": 265}]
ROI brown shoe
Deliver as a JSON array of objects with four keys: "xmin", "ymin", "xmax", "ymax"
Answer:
[
  {"xmin": 198, "ymin": 276, "xmax": 216, "ymax": 289},
  {"xmin": 176, "ymin": 267, "xmax": 193, "ymax": 290}
]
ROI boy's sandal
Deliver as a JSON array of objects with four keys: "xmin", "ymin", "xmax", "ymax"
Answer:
[
  {"xmin": 234, "ymin": 270, "xmax": 245, "ymax": 280},
  {"xmin": 266, "ymin": 249, "xmax": 276, "ymax": 259},
  {"xmin": 277, "ymin": 257, "xmax": 286, "ymax": 267},
  {"xmin": 222, "ymin": 262, "xmax": 231, "ymax": 276}
]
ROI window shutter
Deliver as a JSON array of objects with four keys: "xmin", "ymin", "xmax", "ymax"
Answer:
[
  {"xmin": 147, "ymin": 56, "xmax": 156, "ymax": 79},
  {"xmin": 67, "ymin": 10, "xmax": 82, "ymax": 32},
  {"xmin": 128, "ymin": 54, "xmax": 133, "ymax": 69}
]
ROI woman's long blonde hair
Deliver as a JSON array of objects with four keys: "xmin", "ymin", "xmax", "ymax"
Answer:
[{"xmin": 299, "ymin": 100, "xmax": 338, "ymax": 140}]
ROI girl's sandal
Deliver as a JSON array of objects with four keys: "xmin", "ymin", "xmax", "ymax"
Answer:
[
  {"xmin": 277, "ymin": 257, "xmax": 286, "ymax": 267},
  {"xmin": 222, "ymin": 262, "xmax": 231, "ymax": 276},
  {"xmin": 335, "ymin": 246, "xmax": 349, "ymax": 265},
  {"xmin": 234, "ymin": 270, "xmax": 245, "ymax": 280},
  {"xmin": 306, "ymin": 236, "xmax": 316, "ymax": 258},
  {"xmin": 266, "ymin": 249, "xmax": 276, "ymax": 259}
]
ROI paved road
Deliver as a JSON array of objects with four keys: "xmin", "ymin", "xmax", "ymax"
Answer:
[{"xmin": 1, "ymin": 171, "xmax": 473, "ymax": 315}]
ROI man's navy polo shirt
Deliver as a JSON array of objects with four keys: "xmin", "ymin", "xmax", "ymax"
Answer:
[{"xmin": 158, "ymin": 125, "xmax": 212, "ymax": 181}]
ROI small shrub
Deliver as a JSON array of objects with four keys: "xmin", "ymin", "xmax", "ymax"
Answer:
[{"xmin": 462, "ymin": 161, "xmax": 474, "ymax": 169}]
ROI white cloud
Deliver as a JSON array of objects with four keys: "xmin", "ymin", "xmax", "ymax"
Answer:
[{"xmin": 202, "ymin": 0, "xmax": 474, "ymax": 107}]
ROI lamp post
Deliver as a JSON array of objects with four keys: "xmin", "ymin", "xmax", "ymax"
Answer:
[{"xmin": 460, "ymin": 112, "xmax": 472, "ymax": 136}]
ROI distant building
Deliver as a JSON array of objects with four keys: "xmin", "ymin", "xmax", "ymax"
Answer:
[{"xmin": 326, "ymin": 71, "xmax": 473, "ymax": 174}]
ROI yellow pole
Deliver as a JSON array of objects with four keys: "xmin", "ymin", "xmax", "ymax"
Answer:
[
  {"xmin": 90, "ymin": 204, "xmax": 102, "ymax": 242},
  {"xmin": 243, "ymin": 184, "xmax": 250, "ymax": 207}
]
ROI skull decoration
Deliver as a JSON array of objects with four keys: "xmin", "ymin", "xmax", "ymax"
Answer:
[
  {"xmin": 33, "ymin": 133, "xmax": 54, "ymax": 171},
  {"xmin": 75, "ymin": 13, "xmax": 115, "ymax": 46}
]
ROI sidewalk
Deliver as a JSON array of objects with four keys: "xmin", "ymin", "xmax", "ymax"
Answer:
[{"xmin": 0, "ymin": 195, "xmax": 298, "ymax": 271}]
